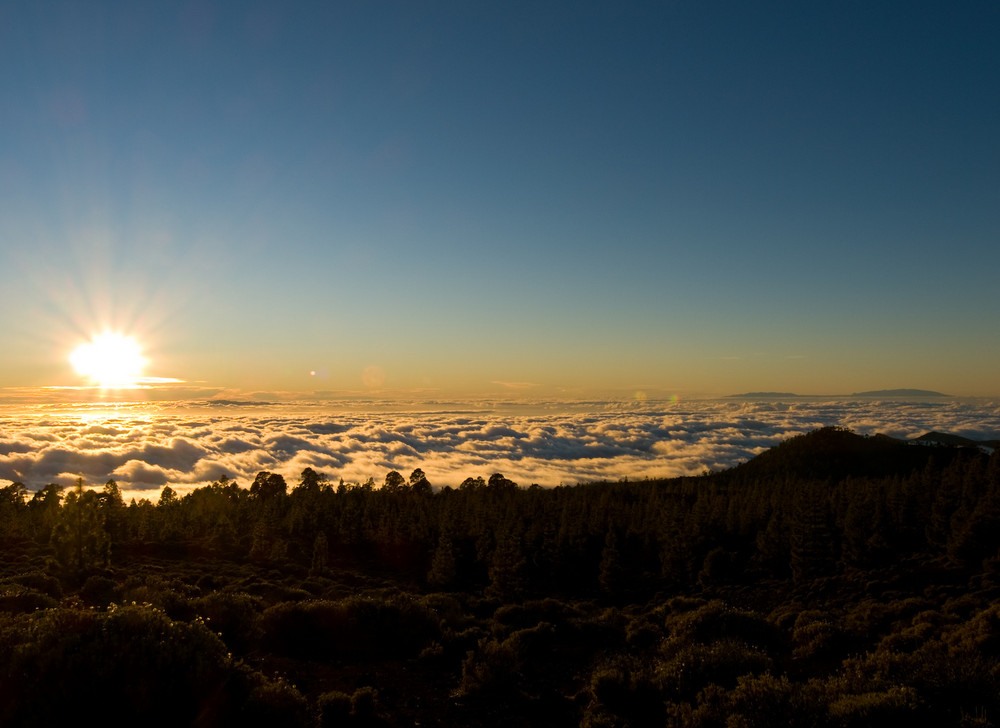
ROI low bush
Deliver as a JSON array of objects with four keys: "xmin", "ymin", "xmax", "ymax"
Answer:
[
  {"xmin": 655, "ymin": 639, "xmax": 774, "ymax": 703},
  {"xmin": 79, "ymin": 574, "xmax": 119, "ymax": 607},
  {"xmin": 191, "ymin": 590, "xmax": 262, "ymax": 653},
  {"xmin": 667, "ymin": 600, "xmax": 786, "ymax": 655},
  {"xmin": 0, "ymin": 604, "xmax": 306, "ymax": 726},
  {"xmin": 260, "ymin": 594, "xmax": 441, "ymax": 660},
  {"xmin": 0, "ymin": 584, "xmax": 58, "ymax": 613}
]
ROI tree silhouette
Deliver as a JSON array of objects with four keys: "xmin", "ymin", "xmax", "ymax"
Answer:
[
  {"xmin": 428, "ymin": 528, "xmax": 457, "ymax": 587},
  {"xmin": 296, "ymin": 467, "xmax": 324, "ymax": 493},
  {"xmin": 0, "ymin": 481, "xmax": 28, "ymax": 540},
  {"xmin": 409, "ymin": 468, "xmax": 432, "ymax": 495},
  {"xmin": 486, "ymin": 530, "xmax": 525, "ymax": 601},
  {"xmin": 599, "ymin": 527, "xmax": 625, "ymax": 597},
  {"xmin": 29, "ymin": 483, "xmax": 63, "ymax": 543},
  {"xmin": 159, "ymin": 485, "xmax": 178, "ymax": 507},
  {"xmin": 790, "ymin": 484, "xmax": 835, "ymax": 583},
  {"xmin": 311, "ymin": 531, "xmax": 330, "ymax": 575},
  {"xmin": 51, "ymin": 479, "xmax": 110, "ymax": 571},
  {"xmin": 250, "ymin": 471, "xmax": 287, "ymax": 501},
  {"xmin": 383, "ymin": 470, "xmax": 405, "ymax": 491}
]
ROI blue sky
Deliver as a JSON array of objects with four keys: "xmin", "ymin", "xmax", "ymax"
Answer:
[{"xmin": 1, "ymin": 1, "xmax": 997, "ymax": 400}]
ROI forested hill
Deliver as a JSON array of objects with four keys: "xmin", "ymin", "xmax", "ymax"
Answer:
[
  {"xmin": 1, "ymin": 425, "xmax": 997, "ymax": 589},
  {"xmin": 850, "ymin": 388, "xmax": 951, "ymax": 397},
  {"xmin": 1, "ymin": 426, "xmax": 1000, "ymax": 726},
  {"xmin": 721, "ymin": 425, "xmax": 981, "ymax": 483}
]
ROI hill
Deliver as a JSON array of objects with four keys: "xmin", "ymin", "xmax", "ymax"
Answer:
[
  {"xmin": 726, "ymin": 391, "xmax": 802, "ymax": 398},
  {"xmin": 719, "ymin": 426, "xmax": 997, "ymax": 484},
  {"xmin": 850, "ymin": 388, "xmax": 951, "ymax": 397},
  {"xmin": 727, "ymin": 388, "xmax": 953, "ymax": 398},
  {"xmin": 724, "ymin": 426, "xmax": 939, "ymax": 482},
  {"xmin": 913, "ymin": 430, "xmax": 1000, "ymax": 450}
]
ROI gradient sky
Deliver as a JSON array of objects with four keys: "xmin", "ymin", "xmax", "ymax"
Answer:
[{"xmin": 1, "ymin": 1, "xmax": 997, "ymax": 401}]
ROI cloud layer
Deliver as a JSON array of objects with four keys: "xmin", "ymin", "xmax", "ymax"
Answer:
[{"xmin": 1, "ymin": 398, "xmax": 998, "ymax": 499}]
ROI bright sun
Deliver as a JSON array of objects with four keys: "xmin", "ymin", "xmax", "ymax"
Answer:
[{"xmin": 69, "ymin": 332, "xmax": 147, "ymax": 389}]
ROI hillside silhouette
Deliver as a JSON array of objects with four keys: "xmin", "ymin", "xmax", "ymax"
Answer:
[
  {"xmin": 850, "ymin": 388, "xmax": 951, "ymax": 397},
  {"xmin": 725, "ymin": 426, "xmax": 972, "ymax": 482}
]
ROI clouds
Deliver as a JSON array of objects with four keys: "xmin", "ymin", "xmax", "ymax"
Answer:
[{"xmin": 0, "ymin": 398, "xmax": 997, "ymax": 499}]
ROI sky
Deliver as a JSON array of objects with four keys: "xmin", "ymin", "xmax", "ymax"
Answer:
[{"xmin": 1, "ymin": 0, "xmax": 998, "ymax": 402}]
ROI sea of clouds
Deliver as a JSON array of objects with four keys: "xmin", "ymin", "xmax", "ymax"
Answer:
[{"xmin": 1, "ymin": 398, "xmax": 998, "ymax": 499}]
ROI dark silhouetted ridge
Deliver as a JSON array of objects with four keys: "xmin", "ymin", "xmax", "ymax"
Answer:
[
  {"xmin": 850, "ymin": 389, "xmax": 951, "ymax": 397},
  {"xmin": 912, "ymin": 431, "xmax": 1000, "ymax": 450},
  {"xmin": 914, "ymin": 431, "xmax": 980, "ymax": 447},
  {"xmin": 727, "ymin": 426, "xmax": 941, "ymax": 482},
  {"xmin": 726, "ymin": 392, "xmax": 801, "ymax": 398}
]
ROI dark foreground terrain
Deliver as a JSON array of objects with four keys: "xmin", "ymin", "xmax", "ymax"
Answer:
[{"xmin": 1, "ymin": 426, "xmax": 999, "ymax": 727}]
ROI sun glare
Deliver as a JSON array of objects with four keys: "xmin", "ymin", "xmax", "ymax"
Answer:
[{"xmin": 69, "ymin": 332, "xmax": 147, "ymax": 389}]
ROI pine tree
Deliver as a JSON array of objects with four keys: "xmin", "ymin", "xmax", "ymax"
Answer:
[
  {"xmin": 486, "ymin": 531, "xmax": 525, "ymax": 601},
  {"xmin": 51, "ymin": 479, "xmax": 110, "ymax": 571},
  {"xmin": 249, "ymin": 521, "xmax": 272, "ymax": 561},
  {"xmin": 212, "ymin": 512, "xmax": 238, "ymax": 554},
  {"xmin": 311, "ymin": 531, "xmax": 329, "ymax": 575},
  {"xmin": 28, "ymin": 483, "xmax": 64, "ymax": 543},
  {"xmin": 0, "ymin": 482, "xmax": 29, "ymax": 540},
  {"xmin": 598, "ymin": 528, "xmax": 624, "ymax": 597},
  {"xmin": 789, "ymin": 485, "xmax": 835, "ymax": 583},
  {"xmin": 428, "ymin": 530, "xmax": 457, "ymax": 587},
  {"xmin": 100, "ymin": 479, "xmax": 126, "ymax": 546}
]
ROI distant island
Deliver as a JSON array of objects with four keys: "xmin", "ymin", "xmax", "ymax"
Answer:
[
  {"xmin": 850, "ymin": 389, "xmax": 951, "ymax": 397},
  {"xmin": 728, "ymin": 388, "xmax": 951, "ymax": 398},
  {"xmin": 726, "ymin": 392, "xmax": 803, "ymax": 398}
]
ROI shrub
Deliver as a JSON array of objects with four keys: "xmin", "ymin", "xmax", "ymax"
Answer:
[
  {"xmin": 791, "ymin": 615, "xmax": 847, "ymax": 663},
  {"xmin": 625, "ymin": 616, "xmax": 662, "ymax": 649},
  {"xmin": 582, "ymin": 655, "xmax": 665, "ymax": 728},
  {"xmin": 119, "ymin": 575, "xmax": 195, "ymax": 619},
  {"xmin": 0, "ymin": 604, "xmax": 306, "ymax": 725},
  {"xmin": 317, "ymin": 691, "xmax": 353, "ymax": 727},
  {"xmin": 240, "ymin": 673, "xmax": 310, "ymax": 728},
  {"xmin": 260, "ymin": 599, "xmax": 351, "ymax": 659},
  {"xmin": 668, "ymin": 600, "xmax": 785, "ymax": 655},
  {"xmin": 260, "ymin": 595, "xmax": 441, "ymax": 660},
  {"xmin": 2, "ymin": 571, "xmax": 62, "ymax": 599},
  {"xmin": 0, "ymin": 584, "xmax": 58, "ymax": 613},
  {"xmin": 828, "ymin": 686, "xmax": 920, "ymax": 726},
  {"xmin": 350, "ymin": 686, "xmax": 379, "ymax": 721},
  {"xmin": 419, "ymin": 592, "xmax": 470, "ymax": 630},
  {"xmin": 456, "ymin": 634, "xmax": 523, "ymax": 697},
  {"xmin": 838, "ymin": 639, "xmax": 999, "ymax": 722},
  {"xmin": 79, "ymin": 574, "xmax": 119, "ymax": 607},
  {"xmin": 191, "ymin": 591, "xmax": 262, "ymax": 653},
  {"xmin": 493, "ymin": 598, "xmax": 578, "ymax": 630},
  {"xmin": 654, "ymin": 639, "xmax": 773, "ymax": 703},
  {"xmin": 456, "ymin": 622, "xmax": 558, "ymax": 698},
  {"xmin": 722, "ymin": 672, "xmax": 819, "ymax": 728}
]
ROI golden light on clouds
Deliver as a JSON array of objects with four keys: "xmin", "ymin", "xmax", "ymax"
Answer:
[{"xmin": 69, "ymin": 332, "xmax": 147, "ymax": 389}]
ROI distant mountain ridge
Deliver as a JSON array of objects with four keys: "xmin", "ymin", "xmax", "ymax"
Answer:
[
  {"xmin": 727, "ymin": 388, "xmax": 951, "ymax": 398},
  {"xmin": 910, "ymin": 431, "xmax": 1000, "ymax": 449},
  {"xmin": 726, "ymin": 392, "xmax": 802, "ymax": 398},
  {"xmin": 850, "ymin": 389, "xmax": 951, "ymax": 397}
]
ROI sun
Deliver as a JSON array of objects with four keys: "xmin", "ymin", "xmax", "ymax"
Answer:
[{"xmin": 69, "ymin": 332, "xmax": 147, "ymax": 389}]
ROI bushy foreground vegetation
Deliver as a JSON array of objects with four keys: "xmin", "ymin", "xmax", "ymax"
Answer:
[{"xmin": 1, "ymin": 427, "xmax": 999, "ymax": 726}]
